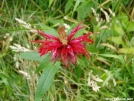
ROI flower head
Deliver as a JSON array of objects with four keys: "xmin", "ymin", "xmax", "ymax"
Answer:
[{"xmin": 33, "ymin": 23, "xmax": 93, "ymax": 67}]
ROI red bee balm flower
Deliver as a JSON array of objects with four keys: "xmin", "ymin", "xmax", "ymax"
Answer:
[{"xmin": 33, "ymin": 23, "xmax": 93, "ymax": 67}]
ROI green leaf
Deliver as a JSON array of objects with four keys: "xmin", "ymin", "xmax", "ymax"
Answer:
[
  {"xmin": 48, "ymin": 19, "xmax": 63, "ymax": 26},
  {"xmin": 102, "ymin": 69, "xmax": 121, "ymax": 86},
  {"xmin": 99, "ymin": 54, "xmax": 124, "ymax": 64},
  {"xmin": 74, "ymin": 26, "xmax": 85, "ymax": 38},
  {"xmin": 35, "ymin": 62, "xmax": 60, "ymax": 101},
  {"xmin": 65, "ymin": 0, "xmax": 73, "ymax": 13},
  {"xmin": 0, "ymin": 72, "xmax": 9, "ymax": 79},
  {"xmin": 101, "ymin": 71, "xmax": 113, "ymax": 87},
  {"xmin": 49, "ymin": 0, "xmax": 54, "ymax": 7},
  {"xmin": 114, "ymin": 25, "xmax": 124, "ymax": 35},
  {"xmin": 77, "ymin": 1, "xmax": 94, "ymax": 20},
  {"xmin": 127, "ymin": 22, "xmax": 134, "ymax": 32},
  {"xmin": 74, "ymin": 66, "xmax": 82, "ymax": 81},
  {"xmin": 88, "ymin": 45, "xmax": 99, "ymax": 53},
  {"xmin": 39, "ymin": 23, "xmax": 58, "ymax": 37},
  {"xmin": 67, "ymin": 23, "xmax": 85, "ymax": 37},
  {"xmin": 73, "ymin": 0, "xmax": 81, "ymax": 11},
  {"xmin": 20, "ymin": 51, "xmax": 48, "ymax": 62},
  {"xmin": 130, "ymin": 37, "xmax": 134, "ymax": 47},
  {"xmin": 35, "ymin": 54, "xmax": 51, "ymax": 73},
  {"xmin": 99, "ymin": 54, "xmax": 123, "ymax": 61},
  {"xmin": 118, "ymin": 48, "xmax": 134, "ymax": 53},
  {"xmin": 118, "ymin": 13, "xmax": 128, "ymax": 23},
  {"xmin": 108, "ymin": 36, "xmax": 124, "ymax": 45},
  {"xmin": 128, "ymin": 86, "xmax": 134, "ymax": 90}
]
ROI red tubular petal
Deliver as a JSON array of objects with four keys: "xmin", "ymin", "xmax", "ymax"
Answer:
[
  {"xmin": 70, "ymin": 39, "xmax": 80, "ymax": 43},
  {"xmin": 51, "ymin": 49, "xmax": 57, "ymax": 61},
  {"xmin": 49, "ymin": 42, "xmax": 62, "ymax": 48},
  {"xmin": 69, "ymin": 23, "xmax": 85, "ymax": 40},
  {"xmin": 39, "ymin": 47, "xmax": 48, "ymax": 56},
  {"xmin": 68, "ymin": 48, "xmax": 76, "ymax": 65},
  {"xmin": 38, "ymin": 30, "xmax": 59, "ymax": 41},
  {"xmin": 74, "ymin": 32, "xmax": 94, "ymax": 43},
  {"xmin": 63, "ymin": 58, "xmax": 69, "ymax": 68},
  {"xmin": 61, "ymin": 47, "xmax": 67, "ymax": 60},
  {"xmin": 71, "ymin": 44, "xmax": 89, "ymax": 57}
]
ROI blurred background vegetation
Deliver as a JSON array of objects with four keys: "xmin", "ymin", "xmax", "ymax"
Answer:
[{"xmin": 0, "ymin": 0, "xmax": 134, "ymax": 101}]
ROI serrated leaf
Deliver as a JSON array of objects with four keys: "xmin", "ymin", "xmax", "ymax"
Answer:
[
  {"xmin": 35, "ymin": 62, "xmax": 60, "ymax": 101},
  {"xmin": 20, "ymin": 51, "xmax": 47, "ymax": 62}
]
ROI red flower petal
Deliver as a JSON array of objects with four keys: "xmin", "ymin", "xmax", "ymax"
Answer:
[
  {"xmin": 51, "ymin": 49, "xmax": 57, "ymax": 61},
  {"xmin": 39, "ymin": 47, "xmax": 48, "ymax": 56},
  {"xmin": 32, "ymin": 23, "xmax": 94, "ymax": 68},
  {"xmin": 74, "ymin": 32, "xmax": 94, "ymax": 43},
  {"xmin": 69, "ymin": 23, "xmax": 85, "ymax": 40},
  {"xmin": 71, "ymin": 44, "xmax": 88, "ymax": 57},
  {"xmin": 67, "ymin": 46, "xmax": 76, "ymax": 65},
  {"xmin": 38, "ymin": 30, "xmax": 59, "ymax": 41}
]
